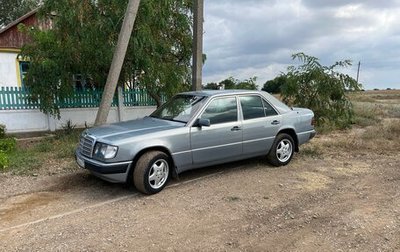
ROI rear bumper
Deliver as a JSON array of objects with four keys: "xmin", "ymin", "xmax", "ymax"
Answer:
[
  {"xmin": 309, "ymin": 130, "xmax": 316, "ymax": 140},
  {"xmin": 297, "ymin": 129, "xmax": 317, "ymax": 146},
  {"xmin": 75, "ymin": 150, "xmax": 132, "ymax": 183}
]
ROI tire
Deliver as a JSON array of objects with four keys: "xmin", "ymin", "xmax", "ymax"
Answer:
[
  {"xmin": 267, "ymin": 133, "xmax": 295, "ymax": 167},
  {"xmin": 133, "ymin": 151, "xmax": 170, "ymax": 194}
]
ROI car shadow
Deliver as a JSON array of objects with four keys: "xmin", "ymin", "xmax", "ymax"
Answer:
[{"xmin": 55, "ymin": 156, "xmax": 274, "ymax": 196}]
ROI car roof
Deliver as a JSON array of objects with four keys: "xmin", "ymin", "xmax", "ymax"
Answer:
[
  {"xmin": 180, "ymin": 89, "xmax": 261, "ymax": 97},
  {"xmin": 180, "ymin": 89, "xmax": 292, "ymax": 114}
]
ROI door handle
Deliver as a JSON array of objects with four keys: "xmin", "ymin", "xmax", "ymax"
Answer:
[
  {"xmin": 271, "ymin": 120, "xmax": 280, "ymax": 125},
  {"xmin": 231, "ymin": 126, "xmax": 241, "ymax": 131}
]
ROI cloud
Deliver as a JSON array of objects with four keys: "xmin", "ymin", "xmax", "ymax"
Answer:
[{"xmin": 203, "ymin": 0, "xmax": 400, "ymax": 89}]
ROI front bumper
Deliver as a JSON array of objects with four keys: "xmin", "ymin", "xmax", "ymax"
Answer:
[{"xmin": 75, "ymin": 150, "xmax": 132, "ymax": 183}]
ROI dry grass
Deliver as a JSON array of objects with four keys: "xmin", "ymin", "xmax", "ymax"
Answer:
[
  {"xmin": 361, "ymin": 119, "xmax": 400, "ymax": 141},
  {"xmin": 308, "ymin": 89, "xmax": 400, "ymax": 157}
]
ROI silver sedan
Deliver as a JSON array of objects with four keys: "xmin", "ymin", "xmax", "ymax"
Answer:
[{"xmin": 76, "ymin": 90, "xmax": 316, "ymax": 194}]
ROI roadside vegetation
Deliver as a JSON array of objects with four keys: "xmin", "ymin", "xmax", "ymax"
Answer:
[
  {"xmin": 2, "ymin": 129, "xmax": 80, "ymax": 175},
  {"xmin": 2, "ymin": 90, "xmax": 398, "ymax": 176},
  {"xmin": 300, "ymin": 89, "xmax": 400, "ymax": 158}
]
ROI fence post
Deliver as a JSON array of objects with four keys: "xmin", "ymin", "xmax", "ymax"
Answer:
[
  {"xmin": 47, "ymin": 113, "xmax": 56, "ymax": 132},
  {"xmin": 117, "ymin": 86, "xmax": 124, "ymax": 122}
]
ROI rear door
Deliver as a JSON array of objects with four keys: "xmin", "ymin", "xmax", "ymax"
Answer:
[
  {"xmin": 239, "ymin": 95, "xmax": 281, "ymax": 156},
  {"xmin": 190, "ymin": 96, "xmax": 242, "ymax": 165}
]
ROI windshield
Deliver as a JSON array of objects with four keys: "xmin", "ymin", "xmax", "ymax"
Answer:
[{"xmin": 150, "ymin": 94, "xmax": 207, "ymax": 123}]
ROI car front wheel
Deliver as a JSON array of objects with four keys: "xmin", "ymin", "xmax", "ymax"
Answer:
[
  {"xmin": 133, "ymin": 151, "xmax": 170, "ymax": 194},
  {"xmin": 267, "ymin": 133, "xmax": 294, "ymax": 166}
]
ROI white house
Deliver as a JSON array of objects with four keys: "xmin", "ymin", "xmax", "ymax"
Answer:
[{"xmin": 0, "ymin": 8, "xmax": 49, "ymax": 88}]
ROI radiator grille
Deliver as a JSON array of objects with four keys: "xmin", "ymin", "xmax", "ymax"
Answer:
[{"xmin": 79, "ymin": 134, "xmax": 96, "ymax": 157}]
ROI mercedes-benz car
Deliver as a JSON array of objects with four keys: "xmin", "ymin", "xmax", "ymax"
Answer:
[{"xmin": 76, "ymin": 90, "xmax": 316, "ymax": 194}]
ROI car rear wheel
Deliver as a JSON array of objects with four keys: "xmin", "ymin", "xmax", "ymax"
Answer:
[
  {"xmin": 133, "ymin": 151, "xmax": 170, "ymax": 194},
  {"xmin": 267, "ymin": 133, "xmax": 294, "ymax": 166}
]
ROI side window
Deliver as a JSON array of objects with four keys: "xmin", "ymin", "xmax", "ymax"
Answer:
[
  {"xmin": 263, "ymin": 99, "xmax": 278, "ymax": 117},
  {"xmin": 201, "ymin": 97, "xmax": 237, "ymax": 124},
  {"xmin": 240, "ymin": 96, "xmax": 265, "ymax": 120}
]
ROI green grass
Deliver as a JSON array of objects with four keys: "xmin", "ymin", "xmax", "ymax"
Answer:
[
  {"xmin": 3, "ymin": 129, "xmax": 81, "ymax": 175},
  {"xmin": 7, "ymin": 150, "xmax": 42, "ymax": 175}
]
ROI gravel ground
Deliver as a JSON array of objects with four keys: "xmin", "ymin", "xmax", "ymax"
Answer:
[{"xmin": 1, "ymin": 128, "xmax": 400, "ymax": 251}]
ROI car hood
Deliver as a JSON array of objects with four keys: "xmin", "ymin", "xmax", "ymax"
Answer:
[{"xmin": 85, "ymin": 117, "xmax": 184, "ymax": 143}]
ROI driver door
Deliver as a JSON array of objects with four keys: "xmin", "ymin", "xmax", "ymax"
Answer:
[{"xmin": 190, "ymin": 96, "xmax": 243, "ymax": 165}]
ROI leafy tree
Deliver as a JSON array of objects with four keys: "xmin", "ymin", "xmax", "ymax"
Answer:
[
  {"xmin": 217, "ymin": 77, "xmax": 258, "ymax": 90},
  {"xmin": 203, "ymin": 82, "xmax": 219, "ymax": 90},
  {"xmin": 262, "ymin": 75, "xmax": 287, "ymax": 94},
  {"xmin": 20, "ymin": 0, "xmax": 193, "ymax": 116},
  {"xmin": 281, "ymin": 52, "xmax": 361, "ymax": 128},
  {"xmin": 219, "ymin": 77, "xmax": 236, "ymax": 90},
  {"xmin": 0, "ymin": 0, "xmax": 39, "ymax": 28},
  {"xmin": 236, "ymin": 76, "xmax": 257, "ymax": 90}
]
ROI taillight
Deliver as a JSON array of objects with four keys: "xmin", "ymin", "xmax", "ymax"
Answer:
[{"xmin": 311, "ymin": 117, "xmax": 316, "ymax": 127}]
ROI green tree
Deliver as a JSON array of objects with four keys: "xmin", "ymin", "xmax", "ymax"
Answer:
[
  {"xmin": 262, "ymin": 75, "xmax": 287, "ymax": 94},
  {"xmin": 203, "ymin": 82, "xmax": 219, "ymax": 90},
  {"xmin": 281, "ymin": 52, "xmax": 361, "ymax": 127},
  {"xmin": 219, "ymin": 77, "xmax": 236, "ymax": 89},
  {"xmin": 0, "ymin": 0, "xmax": 39, "ymax": 28},
  {"xmin": 218, "ymin": 77, "xmax": 258, "ymax": 90},
  {"xmin": 236, "ymin": 76, "xmax": 257, "ymax": 90},
  {"xmin": 20, "ymin": 0, "xmax": 193, "ymax": 116}
]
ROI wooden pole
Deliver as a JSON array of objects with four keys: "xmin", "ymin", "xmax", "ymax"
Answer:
[
  {"xmin": 192, "ymin": 0, "xmax": 204, "ymax": 91},
  {"xmin": 95, "ymin": 0, "xmax": 141, "ymax": 126}
]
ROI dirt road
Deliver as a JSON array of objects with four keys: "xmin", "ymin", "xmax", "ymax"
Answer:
[{"xmin": 1, "ymin": 127, "xmax": 400, "ymax": 251}]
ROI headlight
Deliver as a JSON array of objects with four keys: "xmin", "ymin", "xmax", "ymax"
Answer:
[{"xmin": 93, "ymin": 142, "xmax": 118, "ymax": 159}]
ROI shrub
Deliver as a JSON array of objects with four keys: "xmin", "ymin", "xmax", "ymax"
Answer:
[
  {"xmin": 0, "ymin": 138, "xmax": 16, "ymax": 153},
  {"xmin": 282, "ymin": 53, "xmax": 361, "ymax": 128},
  {"xmin": 0, "ymin": 125, "xmax": 16, "ymax": 170},
  {"xmin": 0, "ymin": 152, "xmax": 9, "ymax": 170}
]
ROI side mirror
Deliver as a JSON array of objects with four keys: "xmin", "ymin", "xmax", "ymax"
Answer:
[{"xmin": 195, "ymin": 118, "xmax": 210, "ymax": 127}]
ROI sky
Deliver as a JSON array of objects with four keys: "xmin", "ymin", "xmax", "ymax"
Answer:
[{"xmin": 202, "ymin": 0, "xmax": 400, "ymax": 90}]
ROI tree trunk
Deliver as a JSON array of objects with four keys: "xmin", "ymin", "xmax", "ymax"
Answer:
[
  {"xmin": 94, "ymin": 0, "xmax": 141, "ymax": 126},
  {"xmin": 147, "ymin": 90, "xmax": 162, "ymax": 108}
]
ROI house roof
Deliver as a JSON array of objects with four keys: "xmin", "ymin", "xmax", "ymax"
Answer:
[{"xmin": 0, "ymin": 8, "xmax": 39, "ymax": 35}]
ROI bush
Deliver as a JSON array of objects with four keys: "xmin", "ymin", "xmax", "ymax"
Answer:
[
  {"xmin": 0, "ymin": 125, "xmax": 16, "ymax": 170},
  {"xmin": 0, "ymin": 152, "xmax": 9, "ymax": 170},
  {"xmin": 0, "ymin": 138, "xmax": 16, "ymax": 153},
  {"xmin": 282, "ymin": 53, "xmax": 361, "ymax": 128}
]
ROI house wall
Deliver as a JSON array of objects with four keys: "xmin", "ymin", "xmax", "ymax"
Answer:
[
  {"xmin": 0, "ymin": 51, "xmax": 19, "ymax": 87},
  {"xmin": 0, "ymin": 106, "xmax": 156, "ymax": 133},
  {"xmin": 0, "ymin": 10, "xmax": 46, "ymax": 48}
]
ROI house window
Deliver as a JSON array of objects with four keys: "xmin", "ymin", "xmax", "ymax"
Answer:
[
  {"xmin": 73, "ymin": 74, "xmax": 86, "ymax": 91},
  {"xmin": 19, "ymin": 61, "xmax": 29, "ymax": 88}
]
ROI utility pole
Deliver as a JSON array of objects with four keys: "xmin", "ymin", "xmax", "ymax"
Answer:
[
  {"xmin": 94, "ymin": 0, "xmax": 141, "ymax": 126},
  {"xmin": 356, "ymin": 61, "xmax": 361, "ymax": 83},
  {"xmin": 192, "ymin": 0, "xmax": 204, "ymax": 91}
]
